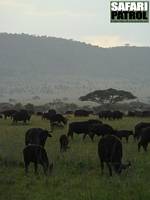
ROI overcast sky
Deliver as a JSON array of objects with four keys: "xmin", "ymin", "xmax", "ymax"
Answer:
[{"xmin": 0, "ymin": 0, "xmax": 149, "ymax": 47}]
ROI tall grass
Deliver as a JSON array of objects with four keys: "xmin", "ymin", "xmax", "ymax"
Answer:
[{"xmin": 0, "ymin": 116, "xmax": 150, "ymax": 200}]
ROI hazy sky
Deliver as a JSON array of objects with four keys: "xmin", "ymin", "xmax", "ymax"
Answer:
[{"xmin": 0, "ymin": 0, "xmax": 150, "ymax": 47}]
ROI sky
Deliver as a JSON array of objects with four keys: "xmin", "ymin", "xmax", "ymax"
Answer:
[{"xmin": 0, "ymin": 0, "xmax": 150, "ymax": 47}]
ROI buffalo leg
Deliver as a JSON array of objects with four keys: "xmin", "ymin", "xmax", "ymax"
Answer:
[
  {"xmin": 60, "ymin": 144, "xmax": 62, "ymax": 152},
  {"xmin": 100, "ymin": 160, "xmax": 104, "ymax": 175},
  {"xmin": 106, "ymin": 162, "xmax": 112, "ymax": 176},
  {"xmin": 50, "ymin": 122, "xmax": 54, "ymax": 132},
  {"xmin": 24, "ymin": 162, "xmax": 29, "ymax": 174},
  {"xmin": 82, "ymin": 134, "xmax": 87, "ymax": 140},
  {"xmin": 68, "ymin": 132, "xmax": 73, "ymax": 140},
  {"xmin": 34, "ymin": 162, "xmax": 38, "ymax": 174},
  {"xmin": 138, "ymin": 142, "xmax": 141, "ymax": 152},
  {"xmin": 143, "ymin": 143, "xmax": 148, "ymax": 152},
  {"xmin": 89, "ymin": 134, "xmax": 94, "ymax": 142},
  {"xmin": 126, "ymin": 136, "xmax": 129, "ymax": 143},
  {"xmin": 42, "ymin": 163, "xmax": 48, "ymax": 176}
]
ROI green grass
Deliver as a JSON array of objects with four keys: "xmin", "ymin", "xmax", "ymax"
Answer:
[{"xmin": 0, "ymin": 116, "xmax": 150, "ymax": 200}]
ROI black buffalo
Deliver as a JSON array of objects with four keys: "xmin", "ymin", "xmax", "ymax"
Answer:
[
  {"xmin": 50, "ymin": 114, "xmax": 67, "ymax": 131},
  {"xmin": 2, "ymin": 109, "xmax": 17, "ymax": 119},
  {"xmin": 67, "ymin": 119, "xmax": 102, "ymax": 141},
  {"xmin": 89, "ymin": 123, "xmax": 115, "ymax": 139},
  {"xmin": 36, "ymin": 112, "xmax": 43, "ymax": 116},
  {"xmin": 74, "ymin": 110, "xmax": 90, "ymax": 117},
  {"xmin": 42, "ymin": 109, "xmax": 56, "ymax": 120},
  {"xmin": 59, "ymin": 135, "xmax": 69, "ymax": 152},
  {"xmin": 42, "ymin": 112, "xmax": 50, "ymax": 120},
  {"xmin": 138, "ymin": 127, "xmax": 150, "ymax": 152},
  {"xmin": 114, "ymin": 130, "xmax": 133, "ymax": 143},
  {"xmin": 25, "ymin": 128, "xmax": 52, "ymax": 147},
  {"xmin": 0, "ymin": 114, "xmax": 3, "ymax": 119},
  {"xmin": 134, "ymin": 122, "xmax": 150, "ymax": 140},
  {"xmin": 99, "ymin": 111, "xmax": 112, "ymax": 120},
  {"xmin": 64, "ymin": 111, "xmax": 74, "ymax": 115},
  {"xmin": 99, "ymin": 111, "xmax": 123, "ymax": 120},
  {"xmin": 12, "ymin": 110, "xmax": 31, "ymax": 124},
  {"xmin": 128, "ymin": 111, "xmax": 150, "ymax": 117},
  {"xmin": 23, "ymin": 145, "xmax": 53, "ymax": 175},
  {"xmin": 98, "ymin": 135, "xmax": 131, "ymax": 176}
]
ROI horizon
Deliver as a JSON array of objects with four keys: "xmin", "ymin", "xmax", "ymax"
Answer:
[{"xmin": 0, "ymin": 32, "xmax": 150, "ymax": 48}]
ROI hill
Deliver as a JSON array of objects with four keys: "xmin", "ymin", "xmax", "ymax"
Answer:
[{"xmin": 0, "ymin": 33, "xmax": 150, "ymax": 103}]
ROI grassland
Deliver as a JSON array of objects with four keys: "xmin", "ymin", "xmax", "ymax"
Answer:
[{"xmin": 0, "ymin": 115, "xmax": 150, "ymax": 200}]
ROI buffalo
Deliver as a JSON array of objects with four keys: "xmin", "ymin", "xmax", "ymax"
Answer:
[
  {"xmin": 98, "ymin": 135, "xmax": 131, "ymax": 176},
  {"xmin": 74, "ymin": 110, "xmax": 90, "ymax": 117},
  {"xmin": 67, "ymin": 119, "xmax": 102, "ymax": 141},
  {"xmin": 36, "ymin": 112, "xmax": 43, "ymax": 116},
  {"xmin": 2, "ymin": 109, "xmax": 17, "ymax": 119},
  {"xmin": 99, "ymin": 111, "xmax": 123, "ymax": 120},
  {"xmin": 114, "ymin": 130, "xmax": 133, "ymax": 143},
  {"xmin": 128, "ymin": 111, "xmax": 150, "ymax": 117},
  {"xmin": 64, "ymin": 111, "xmax": 74, "ymax": 115},
  {"xmin": 42, "ymin": 109, "xmax": 56, "ymax": 120},
  {"xmin": 138, "ymin": 127, "xmax": 150, "ymax": 152},
  {"xmin": 25, "ymin": 128, "xmax": 52, "ymax": 147},
  {"xmin": 49, "ymin": 114, "xmax": 67, "ymax": 131},
  {"xmin": 23, "ymin": 145, "xmax": 53, "ymax": 175},
  {"xmin": 59, "ymin": 135, "xmax": 69, "ymax": 152},
  {"xmin": 12, "ymin": 110, "xmax": 31, "ymax": 124},
  {"xmin": 89, "ymin": 123, "xmax": 115, "ymax": 140},
  {"xmin": 134, "ymin": 122, "xmax": 150, "ymax": 140}
]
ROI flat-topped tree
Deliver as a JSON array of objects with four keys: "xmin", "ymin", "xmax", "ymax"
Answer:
[{"xmin": 79, "ymin": 88, "xmax": 137, "ymax": 106}]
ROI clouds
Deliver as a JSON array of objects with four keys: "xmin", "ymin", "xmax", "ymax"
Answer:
[{"xmin": 0, "ymin": 0, "xmax": 31, "ymax": 8}]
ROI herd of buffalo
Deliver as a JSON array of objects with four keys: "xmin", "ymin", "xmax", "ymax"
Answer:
[{"xmin": 1, "ymin": 108, "xmax": 150, "ymax": 176}]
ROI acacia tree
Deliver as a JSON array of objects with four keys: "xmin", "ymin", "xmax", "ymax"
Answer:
[{"xmin": 79, "ymin": 88, "xmax": 137, "ymax": 106}]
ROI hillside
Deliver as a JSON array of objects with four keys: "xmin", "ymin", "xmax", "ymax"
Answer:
[{"xmin": 0, "ymin": 33, "xmax": 150, "ymax": 104}]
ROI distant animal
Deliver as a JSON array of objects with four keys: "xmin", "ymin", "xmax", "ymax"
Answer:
[
  {"xmin": 99, "ymin": 110, "xmax": 123, "ymax": 120},
  {"xmin": 113, "ymin": 111, "xmax": 124, "ymax": 120},
  {"xmin": 128, "ymin": 111, "xmax": 150, "ymax": 117},
  {"xmin": 12, "ymin": 110, "xmax": 31, "ymax": 124},
  {"xmin": 23, "ymin": 145, "xmax": 53, "ymax": 175},
  {"xmin": 36, "ymin": 112, "xmax": 43, "ymax": 116},
  {"xmin": 67, "ymin": 120, "xmax": 102, "ymax": 141},
  {"xmin": 0, "ymin": 114, "xmax": 3, "ymax": 119},
  {"xmin": 134, "ymin": 122, "xmax": 150, "ymax": 140},
  {"xmin": 59, "ymin": 135, "xmax": 69, "ymax": 152},
  {"xmin": 142, "ymin": 111, "xmax": 150, "ymax": 117},
  {"xmin": 49, "ymin": 114, "xmax": 67, "ymax": 131},
  {"xmin": 74, "ymin": 110, "xmax": 89, "ymax": 117},
  {"xmin": 114, "ymin": 130, "xmax": 133, "ymax": 143},
  {"xmin": 89, "ymin": 123, "xmax": 115, "ymax": 140},
  {"xmin": 98, "ymin": 135, "xmax": 131, "ymax": 176},
  {"xmin": 87, "ymin": 119, "xmax": 102, "ymax": 124},
  {"xmin": 42, "ymin": 109, "xmax": 56, "ymax": 120},
  {"xmin": 64, "ymin": 111, "xmax": 74, "ymax": 115},
  {"xmin": 2, "ymin": 109, "xmax": 17, "ymax": 119},
  {"xmin": 138, "ymin": 127, "xmax": 150, "ymax": 152},
  {"xmin": 25, "ymin": 128, "xmax": 52, "ymax": 147},
  {"xmin": 128, "ymin": 111, "xmax": 136, "ymax": 117}
]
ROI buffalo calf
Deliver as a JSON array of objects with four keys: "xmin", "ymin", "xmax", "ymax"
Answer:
[{"xmin": 59, "ymin": 134, "xmax": 69, "ymax": 152}]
